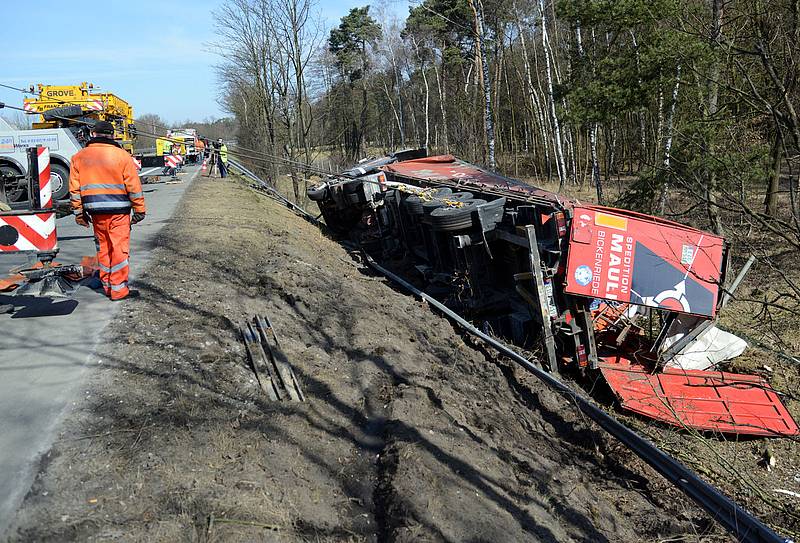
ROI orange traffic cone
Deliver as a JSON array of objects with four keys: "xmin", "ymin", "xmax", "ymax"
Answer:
[{"xmin": 201, "ymin": 159, "xmax": 207, "ymax": 173}]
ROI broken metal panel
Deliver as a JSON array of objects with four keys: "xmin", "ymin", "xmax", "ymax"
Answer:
[
  {"xmin": 565, "ymin": 206, "xmax": 725, "ymax": 318},
  {"xmin": 600, "ymin": 362, "xmax": 799, "ymax": 436}
]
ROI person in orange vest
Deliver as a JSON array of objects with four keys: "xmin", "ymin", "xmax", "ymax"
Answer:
[
  {"xmin": 196, "ymin": 137, "xmax": 205, "ymax": 163},
  {"xmin": 69, "ymin": 121, "xmax": 146, "ymax": 301}
]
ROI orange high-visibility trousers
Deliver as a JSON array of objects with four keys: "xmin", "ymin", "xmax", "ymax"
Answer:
[{"xmin": 92, "ymin": 213, "xmax": 131, "ymax": 300}]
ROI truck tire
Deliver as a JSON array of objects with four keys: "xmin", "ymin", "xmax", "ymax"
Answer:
[
  {"xmin": 424, "ymin": 190, "xmax": 470, "ymax": 214},
  {"xmin": 429, "ymin": 199, "xmax": 487, "ymax": 231},
  {"xmin": 0, "ymin": 163, "xmax": 26, "ymax": 203},
  {"xmin": 307, "ymin": 183, "xmax": 328, "ymax": 202},
  {"xmin": 448, "ymin": 192, "xmax": 474, "ymax": 202},
  {"xmin": 49, "ymin": 163, "xmax": 70, "ymax": 201},
  {"xmin": 404, "ymin": 188, "xmax": 452, "ymax": 215}
]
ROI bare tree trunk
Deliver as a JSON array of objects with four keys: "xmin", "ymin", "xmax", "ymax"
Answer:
[
  {"xmin": 656, "ymin": 69, "xmax": 665, "ymax": 165},
  {"xmin": 390, "ymin": 48, "xmax": 406, "ymax": 147},
  {"xmin": 765, "ymin": 130, "xmax": 783, "ymax": 216},
  {"xmin": 382, "ymin": 79, "xmax": 403, "ymax": 147},
  {"xmin": 468, "ymin": 0, "xmax": 496, "ymax": 168},
  {"xmin": 539, "ymin": 0, "xmax": 567, "ymax": 187},
  {"xmin": 658, "ymin": 64, "xmax": 681, "ymax": 214},
  {"xmin": 433, "ymin": 54, "xmax": 449, "ymax": 153},
  {"xmin": 515, "ymin": 7, "xmax": 550, "ymax": 179},
  {"xmin": 628, "ymin": 31, "xmax": 648, "ymax": 169},
  {"xmin": 411, "ymin": 37, "xmax": 431, "ymax": 150},
  {"xmin": 704, "ymin": 0, "xmax": 724, "ymax": 234},
  {"xmin": 575, "ymin": 22, "xmax": 600, "ymax": 200}
]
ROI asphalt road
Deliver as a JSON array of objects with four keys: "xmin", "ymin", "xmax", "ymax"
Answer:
[{"xmin": 0, "ymin": 164, "xmax": 199, "ymax": 537}]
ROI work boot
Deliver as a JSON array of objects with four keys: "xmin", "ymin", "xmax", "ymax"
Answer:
[{"xmin": 112, "ymin": 290, "xmax": 140, "ymax": 301}]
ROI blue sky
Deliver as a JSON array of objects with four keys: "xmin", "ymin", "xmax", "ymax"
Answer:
[{"xmin": 0, "ymin": 0, "xmax": 408, "ymax": 125}]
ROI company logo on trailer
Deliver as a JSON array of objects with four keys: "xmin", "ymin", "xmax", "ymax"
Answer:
[
  {"xmin": 574, "ymin": 265, "xmax": 592, "ymax": 286},
  {"xmin": 591, "ymin": 212, "xmax": 634, "ymax": 300}
]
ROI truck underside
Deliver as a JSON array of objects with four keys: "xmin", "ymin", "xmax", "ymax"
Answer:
[{"xmin": 309, "ymin": 149, "xmax": 798, "ymax": 437}]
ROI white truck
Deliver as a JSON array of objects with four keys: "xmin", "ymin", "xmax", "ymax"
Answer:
[{"xmin": 0, "ymin": 116, "xmax": 79, "ymax": 204}]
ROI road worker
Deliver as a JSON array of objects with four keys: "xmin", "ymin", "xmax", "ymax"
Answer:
[
  {"xmin": 69, "ymin": 121, "xmax": 145, "ymax": 301},
  {"xmin": 217, "ymin": 138, "xmax": 228, "ymax": 178},
  {"xmin": 196, "ymin": 137, "xmax": 205, "ymax": 163}
]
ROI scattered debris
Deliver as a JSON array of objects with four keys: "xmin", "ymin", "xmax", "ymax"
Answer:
[
  {"xmin": 239, "ymin": 314, "xmax": 304, "ymax": 402},
  {"xmin": 773, "ymin": 489, "xmax": 800, "ymax": 499},
  {"xmin": 761, "ymin": 446, "xmax": 777, "ymax": 471}
]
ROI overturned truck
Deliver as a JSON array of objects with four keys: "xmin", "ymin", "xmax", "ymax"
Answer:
[{"xmin": 308, "ymin": 150, "xmax": 798, "ymax": 437}]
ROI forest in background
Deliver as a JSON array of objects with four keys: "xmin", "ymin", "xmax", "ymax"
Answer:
[
  {"xmin": 213, "ymin": 0, "xmax": 797, "ymax": 215},
  {"xmin": 210, "ymin": 0, "xmax": 800, "ymax": 358}
]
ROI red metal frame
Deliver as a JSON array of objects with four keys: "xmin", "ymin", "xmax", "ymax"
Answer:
[{"xmin": 599, "ymin": 358, "xmax": 798, "ymax": 436}]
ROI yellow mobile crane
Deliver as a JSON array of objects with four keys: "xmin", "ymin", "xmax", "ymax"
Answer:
[{"xmin": 23, "ymin": 82, "xmax": 136, "ymax": 152}]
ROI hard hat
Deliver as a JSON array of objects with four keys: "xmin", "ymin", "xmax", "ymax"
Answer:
[
  {"xmin": 93, "ymin": 121, "xmax": 114, "ymax": 135},
  {"xmin": 217, "ymin": 138, "xmax": 223, "ymax": 143}
]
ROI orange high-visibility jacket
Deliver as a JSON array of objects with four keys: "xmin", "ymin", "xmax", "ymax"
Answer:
[{"xmin": 69, "ymin": 139, "xmax": 146, "ymax": 216}]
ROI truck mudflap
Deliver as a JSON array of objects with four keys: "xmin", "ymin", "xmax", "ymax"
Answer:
[{"xmin": 599, "ymin": 359, "xmax": 799, "ymax": 436}]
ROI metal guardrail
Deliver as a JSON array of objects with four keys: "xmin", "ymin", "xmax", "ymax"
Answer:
[
  {"xmin": 230, "ymin": 156, "xmax": 789, "ymax": 543},
  {"xmin": 228, "ymin": 158, "xmax": 317, "ymax": 222}
]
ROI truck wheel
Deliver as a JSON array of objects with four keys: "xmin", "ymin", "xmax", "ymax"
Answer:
[
  {"xmin": 0, "ymin": 164, "xmax": 26, "ymax": 203},
  {"xmin": 429, "ymin": 199, "xmax": 486, "ymax": 231},
  {"xmin": 307, "ymin": 183, "xmax": 328, "ymax": 202},
  {"xmin": 49, "ymin": 163, "xmax": 70, "ymax": 201}
]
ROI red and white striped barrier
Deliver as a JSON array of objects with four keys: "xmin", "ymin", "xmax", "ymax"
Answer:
[
  {"xmin": 132, "ymin": 156, "xmax": 142, "ymax": 171},
  {"xmin": 23, "ymin": 103, "xmax": 35, "ymax": 112},
  {"xmin": 37, "ymin": 147, "xmax": 52, "ymax": 209},
  {"xmin": 0, "ymin": 146, "xmax": 58, "ymax": 254},
  {"xmin": 0, "ymin": 213, "xmax": 58, "ymax": 252},
  {"xmin": 164, "ymin": 154, "xmax": 183, "ymax": 169},
  {"xmin": 86, "ymin": 100, "xmax": 104, "ymax": 111}
]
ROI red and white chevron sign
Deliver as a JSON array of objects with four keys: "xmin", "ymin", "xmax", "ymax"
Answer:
[
  {"xmin": 0, "ymin": 213, "xmax": 57, "ymax": 253},
  {"xmin": 23, "ymin": 102, "xmax": 35, "ymax": 112},
  {"xmin": 164, "ymin": 154, "xmax": 182, "ymax": 168},
  {"xmin": 86, "ymin": 99, "xmax": 104, "ymax": 111},
  {"xmin": 132, "ymin": 156, "xmax": 142, "ymax": 170},
  {"xmin": 38, "ymin": 147, "xmax": 52, "ymax": 209},
  {"xmin": 0, "ymin": 146, "xmax": 58, "ymax": 253}
]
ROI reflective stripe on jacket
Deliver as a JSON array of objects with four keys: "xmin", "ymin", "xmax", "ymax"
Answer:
[{"xmin": 69, "ymin": 139, "xmax": 146, "ymax": 215}]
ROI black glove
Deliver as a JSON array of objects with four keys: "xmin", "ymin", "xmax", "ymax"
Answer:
[
  {"xmin": 131, "ymin": 212, "xmax": 146, "ymax": 224},
  {"xmin": 75, "ymin": 212, "xmax": 90, "ymax": 227}
]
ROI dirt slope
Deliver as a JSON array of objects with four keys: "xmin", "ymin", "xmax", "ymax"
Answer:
[{"xmin": 7, "ymin": 174, "xmax": 725, "ymax": 542}]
